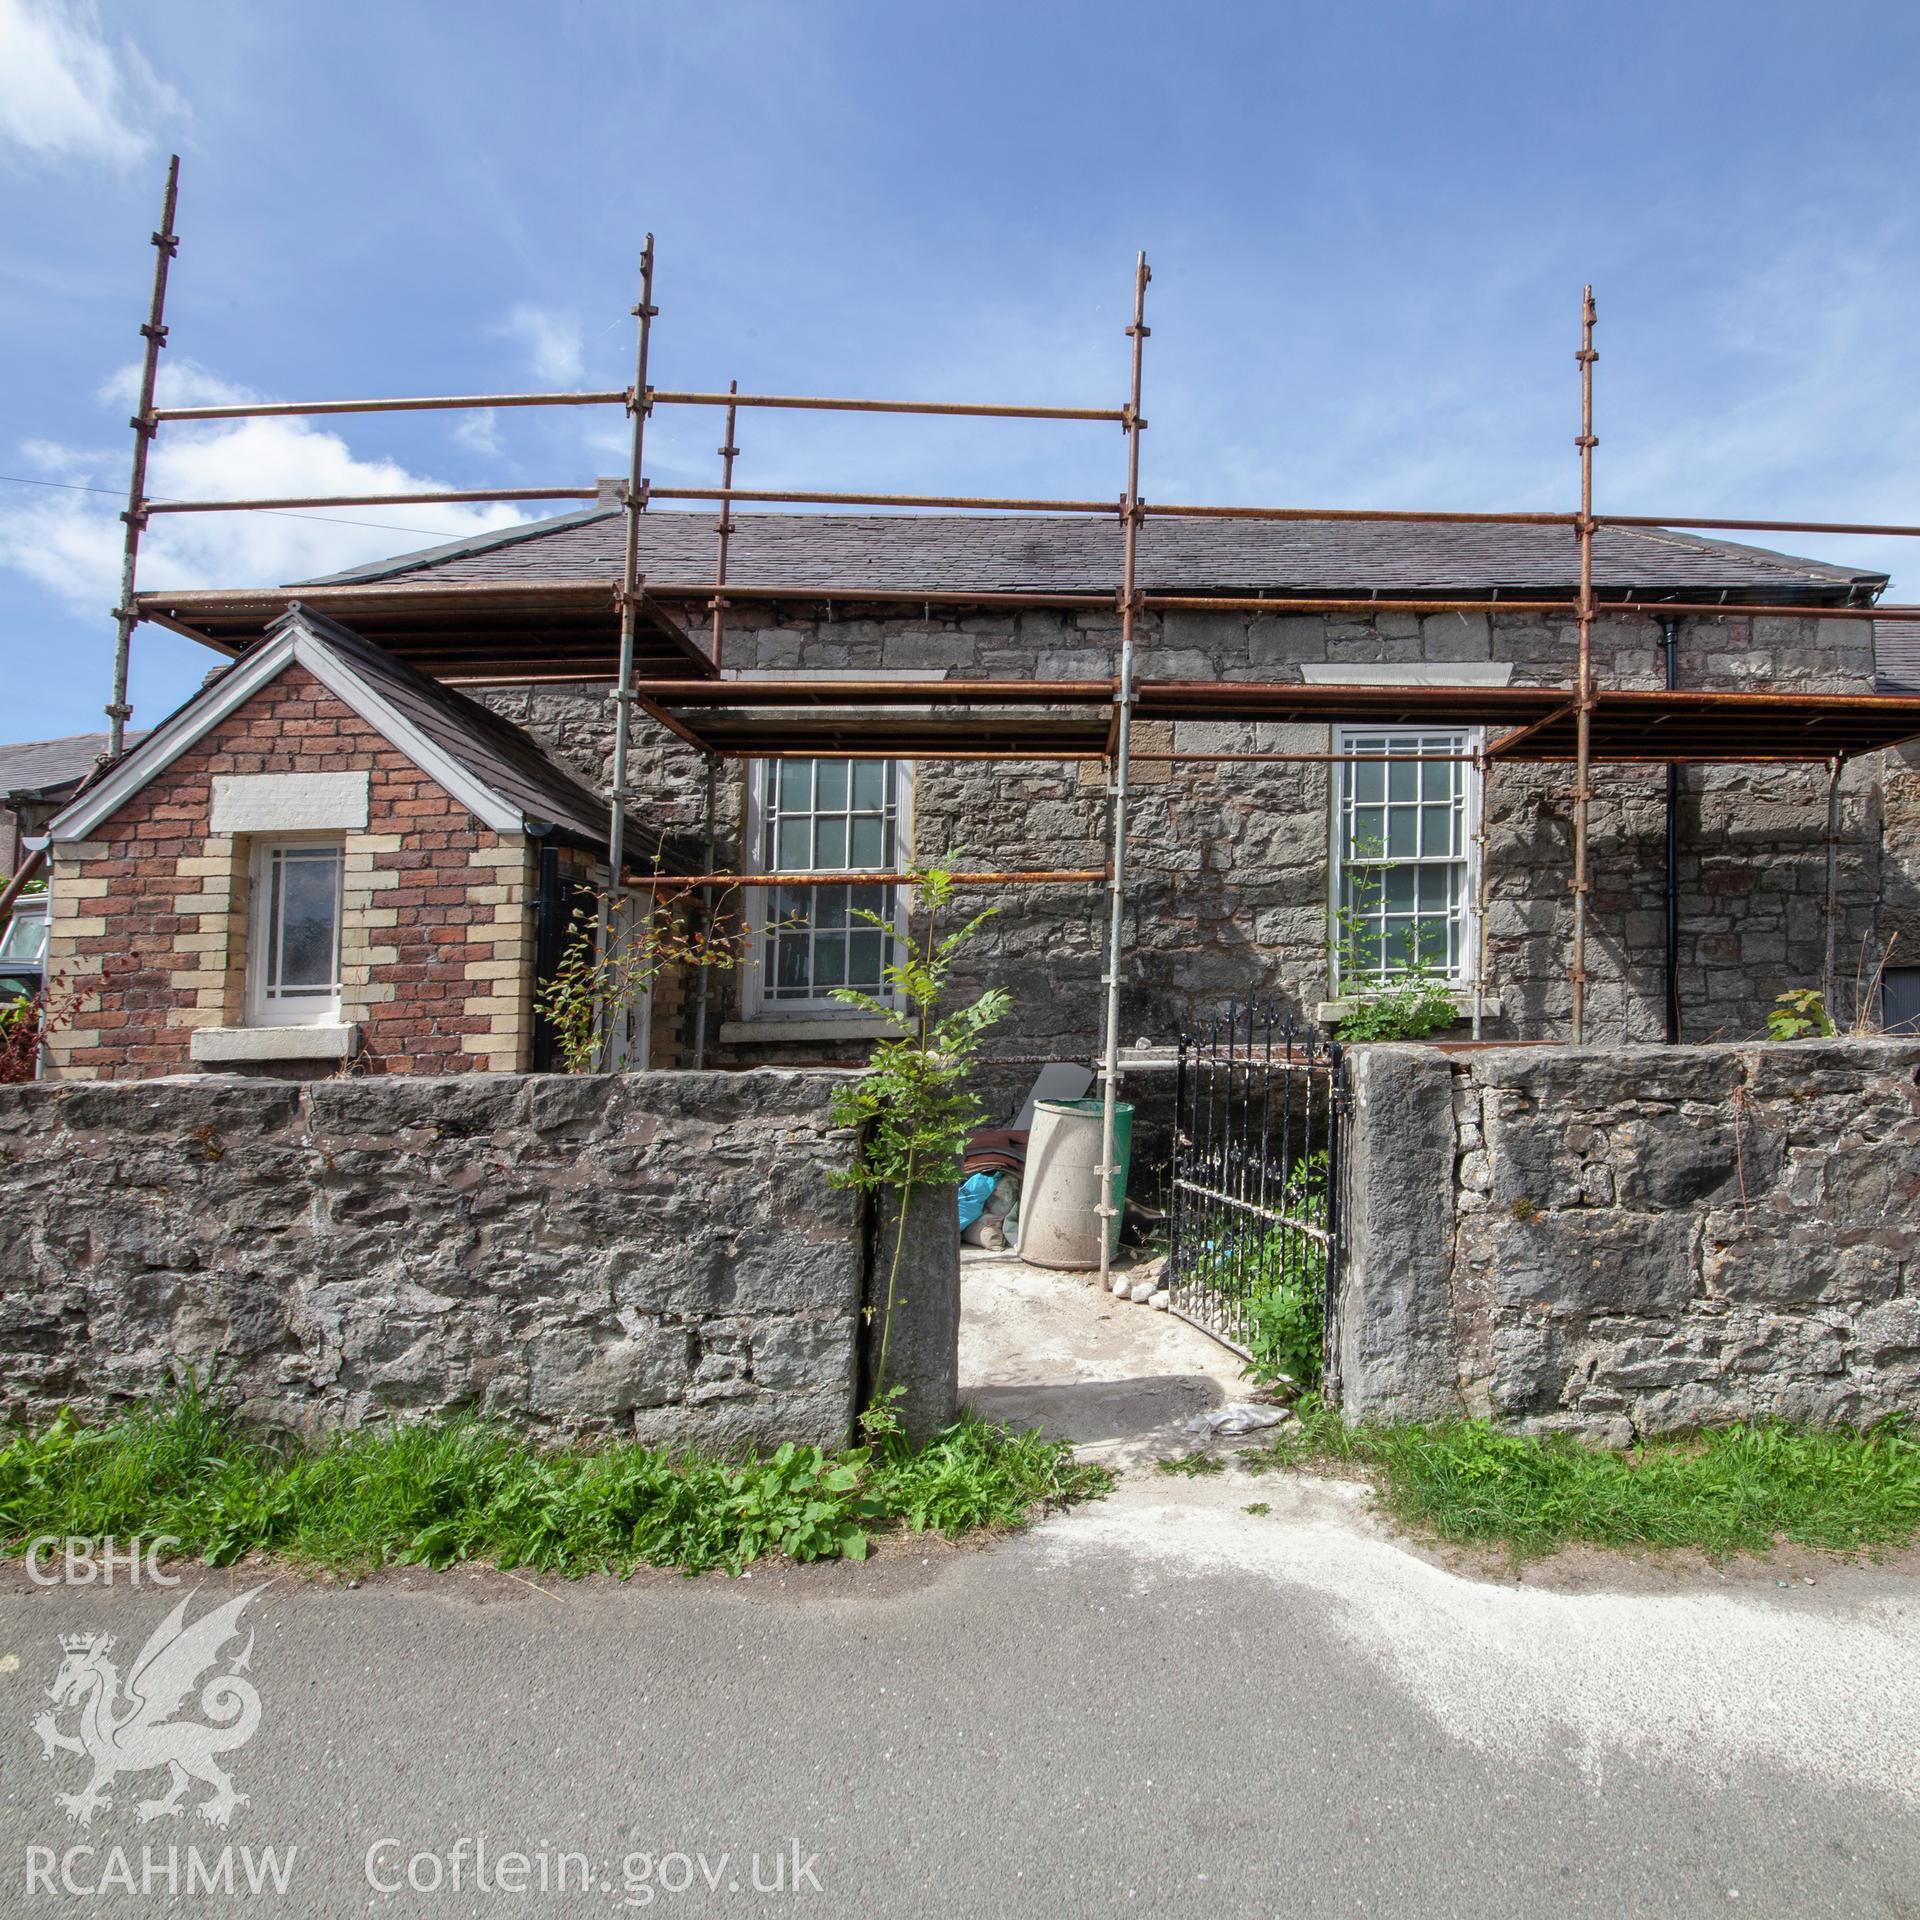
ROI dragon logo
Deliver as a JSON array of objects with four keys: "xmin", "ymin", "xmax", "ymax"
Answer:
[{"xmin": 30, "ymin": 1586, "xmax": 266, "ymax": 1828}]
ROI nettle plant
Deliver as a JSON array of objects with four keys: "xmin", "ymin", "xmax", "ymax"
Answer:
[
  {"xmin": 534, "ymin": 880, "xmax": 758, "ymax": 1073},
  {"xmin": 827, "ymin": 868, "xmax": 1009, "ymax": 1435},
  {"xmin": 1329, "ymin": 850, "xmax": 1458, "ymax": 1043}
]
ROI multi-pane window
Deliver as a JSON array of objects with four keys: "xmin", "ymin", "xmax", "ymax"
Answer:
[
  {"xmin": 1332, "ymin": 729, "xmax": 1476, "ymax": 983},
  {"xmin": 250, "ymin": 840, "xmax": 343, "ymax": 1025},
  {"xmin": 755, "ymin": 759, "xmax": 906, "ymax": 1008}
]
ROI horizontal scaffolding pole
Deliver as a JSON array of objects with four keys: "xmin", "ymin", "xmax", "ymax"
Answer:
[
  {"xmin": 622, "ymin": 867, "xmax": 1109, "ymax": 889},
  {"xmin": 649, "ymin": 485, "xmax": 1117, "ymax": 514},
  {"xmin": 151, "ymin": 388, "xmax": 1125, "ymax": 426},
  {"xmin": 1143, "ymin": 503, "xmax": 1577, "ymax": 527},
  {"xmin": 144, "ymin": 487, "xmax": 600, "ymax": 513},
  {"xmin": 647, "ymin": 389, "xmax": 1124, "ymax": 423},
  {"xmin": 633, "ymin": 580, "xmax": 1113, "ymax": 609},
  {"xmin": 1589, "ymin": 599, "xmax": 1904, "ymax": 624},
  {"xmin": 151, "ymin": 390, "xmax": 627, "ymax": 422},
  {"xmin": 1600, "ymin": 513, "xmax": 1920, "ymax": 540},
  {"xmin": 641, "ymin": 678, "xmax": 1112, "ymax": 705},
  {"xmin": 1142, "ymin": 593, "xmax": 1579, "ymax": 614},
  {"xmin": 1127, "ymin": 751, "xmax": 1483, "ymax": 764}
]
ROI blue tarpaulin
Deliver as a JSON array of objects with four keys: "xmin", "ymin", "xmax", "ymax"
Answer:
[{"xmin": 958, "ymin": 1171, "xmax": 999, "ymax": 1231}]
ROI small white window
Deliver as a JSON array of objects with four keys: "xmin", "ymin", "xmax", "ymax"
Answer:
[
  {"xmin": 0, "ymin": 896, "xmax": 47, "ymax": 965},
  {"xmin": 746, "ymin": 758, "xmax": 910, "ymax": 1013},
  {"xmin": 1331, "ymin": 729, "xmax": 1478, "ymax": 985},
  {"xmin": 249, "ymin": 839, "xmax": 344, "ymax": 1026}
]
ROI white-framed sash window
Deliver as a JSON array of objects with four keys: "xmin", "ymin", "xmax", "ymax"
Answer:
[
  {"xmin": 743, "ymin": 758, "xmax": 911, "ymax": 1014},
  {"xmin": 1331, "ymin": 728, "xmax": 1478, "ymax": 985},
  {"xmin": 248, "ymin": 837, "xmax": 344, "ymax": 1026}
]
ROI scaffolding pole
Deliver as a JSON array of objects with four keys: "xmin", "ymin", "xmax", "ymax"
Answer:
[
  {"xmin": 598, "ymin": 235, "xmax": 657, "ymax": 1069},
  {"xmin": 691, "ymin": 383, "xmax": 737, "ymax": 1073},
  {"xmin": 107, "ymin": 154, "xmax": 181, "ymax": 760},
  {"xmin": 1570, "ymin": 288, "xmax": 1598, "ymax": 1044},
  {"xmin": 1097, "ymin": 252, "xmax": 1151, "ymax": 1291},
  {"xmin": 1823, "ymin": 755, "xmax": 1844, "ymax": 1013},
  {"xmin": 1472, "ymin": 748, "xmax": 1494, "ymax": 1041}
]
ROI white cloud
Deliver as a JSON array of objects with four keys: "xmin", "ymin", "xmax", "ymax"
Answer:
[
  {"xmin": 0, "ymin": 358, "xmax": 529, "ymax": 614},
  {"xmin": 451, "ymin": 408, "xmax": 503, "ymax": 459},
  {"xmin": 494, "ymin": 304, "xmax": 585, "ymax": 387},
  {"xmin": 0, "ymin": 0, "xmax": 184, "ymax": 166}
]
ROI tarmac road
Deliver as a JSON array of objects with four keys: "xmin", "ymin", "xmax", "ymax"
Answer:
[{"xmin": 2, "ymin": 1466, "xmax": 1916, "ymax": 1919}]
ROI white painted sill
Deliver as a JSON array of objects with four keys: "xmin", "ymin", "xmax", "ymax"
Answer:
[
  {"xmin": 718, "ymin": 1016, "xmax": 898, "ymax": 1046},
  {"xmin": 190, "ymin": 1023, "xmax": 360, "ymax": 1064}
]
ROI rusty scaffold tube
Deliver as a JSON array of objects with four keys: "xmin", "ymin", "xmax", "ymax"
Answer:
[
  {"xmin": 144, "ymin": 487, "xmax": 600, "ymax": 513},
  {"xmin": 624, "ymin": 868, "xmax": 1108, "ymax": 890},
  {"xmin": 649, "ymin": 486, "xmax": 1118, "ymax": 514},
  {"xmin": 151, "ymin": 390, "xmax": 628, "ymax": 422},
  {"xmin": 107, "ymin": 153, "xmax": 181, "ymax": 760},
  {"xmin": 1098, "ymin": 252, "xmax": 1151, "ymax": 1293},
  {"xmin": 1571, "ymin": 287, "xmax": 1599, "ymax": 1045},
  {"xmin": 598, "ymin": 235, "xmax": 657, "ymax": 1068},
  {"xmin": 1143, "ymin": 503, "xmax": 1578, "ymax": 527},
  {"xmin": 692, "ymin": 382, "xmax": 740, "ymax": 1072},
  {"xmin": 647, "ymin": 389, "xmax": 1125, "ymax": 423}
]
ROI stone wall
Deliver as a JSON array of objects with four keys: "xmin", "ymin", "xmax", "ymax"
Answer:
[
  {"xmin": 0, "ymin": 1070, "xmax": 956, "ymax": 1450},
  {"xmin": 479, "ymin": 603, "xmax": 1889, "ymax": 1071},
  {"xmin": 1336, "ymin": 1038, "xmax": 1920, "ymax": 1440}
]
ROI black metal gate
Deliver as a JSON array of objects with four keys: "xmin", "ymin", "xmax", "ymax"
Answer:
[{"xmin": 1168, "ymin": 1004, "xmax": 1347, "ymax": 1396}]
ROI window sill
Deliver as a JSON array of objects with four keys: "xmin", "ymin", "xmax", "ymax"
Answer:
[
  {"xmin": 718, "ymin": 1015, "xmax": 898, "ymax": 1046},
  {"xmin": 190, "ymin": 1023, "xmax": 360, "ymax": 1064},
  {"xmin": 1316, "ymin": 991, "xmax": 1501, "ymax": 1025}
]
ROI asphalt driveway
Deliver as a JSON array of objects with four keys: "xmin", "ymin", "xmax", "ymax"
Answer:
[{"xmin": 2, "ymin": 1466, "xmax": 1916, "ymax": 1919}]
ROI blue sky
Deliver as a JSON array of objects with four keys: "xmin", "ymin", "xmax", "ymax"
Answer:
[{"xmin": 4, "ymin": 0, "xmax": 1920, "ymax": 742}]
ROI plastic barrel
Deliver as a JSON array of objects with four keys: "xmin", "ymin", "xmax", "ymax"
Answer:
[{"xmin": 1019, "ymin": 1096, "xmax": 1133, "ymax": 1270}]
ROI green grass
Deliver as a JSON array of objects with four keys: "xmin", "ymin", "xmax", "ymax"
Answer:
[
  {"xmin": 0, "ymin": 1389, "xmax": 1111, "ymax": 1579},
  {"xmin": 1240, "ymin": 1398, "xmax": 1920, "ymax": 1559}
]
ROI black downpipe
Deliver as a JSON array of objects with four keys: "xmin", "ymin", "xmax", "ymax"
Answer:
[
  {"xmin": 531, "ymin": 830, "xmax": 563, "ymax": 1073},
  {"xmin": 1662, "ymin": 619, "xmax": 1682, "ymax": 1045}
]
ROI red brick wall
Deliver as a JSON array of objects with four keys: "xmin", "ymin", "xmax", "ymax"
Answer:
[{"xmin": 48, "ymin": 664, "xmax": 531, "ymax": 1080}]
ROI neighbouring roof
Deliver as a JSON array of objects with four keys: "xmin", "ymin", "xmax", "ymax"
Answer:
[
  {"xmin": 1875, "ymin": 619, "xmax": 1920, "ymax": 694},
  {"xmin": 0, "ymin": 731, "xmax": 146, "ymax": 803},
  {"xmin": 305, "ymin": 505, "xmax": 1885, "ymax": 601},
  {"xmin": 50, "ymin": 605, "xmax": 620, "ymax": 852}
]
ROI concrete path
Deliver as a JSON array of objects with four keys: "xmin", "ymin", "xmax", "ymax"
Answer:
[
  {"xmin": 2, "ymin": 1256, "xmax": 1915, "ymax": 1916},
  {"xmin": 958, "ymin": 1247, "xmax": 1252, "ymax": 1471}
]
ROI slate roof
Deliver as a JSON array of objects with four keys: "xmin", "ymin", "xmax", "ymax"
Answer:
[
  {"xmin": 279, "ymin": 607, "xmax": 617, "ymax": 847},
  {"xmin": 51, "ymin": 608, "xmax": 640, "ymax": 856},
  {"xmin": 0, "ymin": 732, "xmax": 146, "ymax": 802},
  {"xmin": 1875, "ymin": 620, "xmax": 1920, "ymax": 694},
  {"xmin": 305, "ymin": 506, "xmax": 1887, "ymax": 603}
]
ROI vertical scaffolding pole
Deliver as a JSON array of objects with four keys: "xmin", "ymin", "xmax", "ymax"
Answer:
[
  {"xmin": 1570, "ymin": 287, "xmax": 1598, "ymax": 1044},
  {"xmin": 1097, "ymin": 252, "xmax": 1151, "ymax": 1289},
  {"xmin": 690, "ymin": 382, "xmax": 737, "ymax": 1072},
  {"xmin": 599, "ymin": 235, "xmax": 657, "ymax": 1068},
  {"xmin": 1823, "ymin": 754, "xmax": 1843, "ymax": 1015},
  {"xmin": 107, "ymin": 154, "xmax": 181, "ymax": 760},
  {"xmin": 1662, "ymin": 616, "xmax": 1682, "ymax": 1044},
  {"xmin": 1472, "ymin": 748, "xmax": 1493, "ymax": 1041}
]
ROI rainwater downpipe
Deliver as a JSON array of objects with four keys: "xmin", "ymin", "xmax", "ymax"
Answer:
[
  {"xmin": 529, "ymin": 826, "xmax": 563, "ymax": 1074},
  {"xmin": 1662, "ymin": 618, "xmax": 1681, "ymax": 1045}
]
